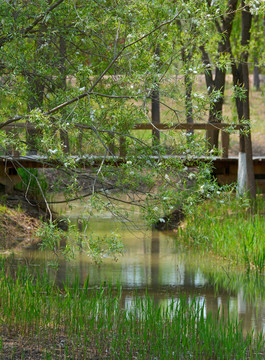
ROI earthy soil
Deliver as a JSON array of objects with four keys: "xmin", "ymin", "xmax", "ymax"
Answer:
[
  {"xmin": 0, "ymin": 193, "xmax": 43, "ymax": 250},
  {"xmin": 0, "ymin": 332, "xmax": 106, "ymax": 360}
]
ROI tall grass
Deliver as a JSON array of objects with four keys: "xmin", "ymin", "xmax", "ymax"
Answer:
[
  {"xmin": 177, "ymin": 194, "xmax": 265, "ymax": 273},
  {"xmin": 0, "ymin": 260, "xmax": 263, "ymax": 359}
]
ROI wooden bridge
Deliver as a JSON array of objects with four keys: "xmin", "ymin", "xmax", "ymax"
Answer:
[{"xmin": 1, "ymin": 122, "xmax": 265, "ymax": 193}]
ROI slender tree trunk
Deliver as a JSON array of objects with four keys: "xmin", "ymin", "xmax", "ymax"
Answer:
[
  {"xmin": 253, "ymin": 16, "xmax": 261, "ymax": 91},
  {"xmin": 151, "ymin": 84, "xmax": 160, "ymax": 147},
  {"xmin": 26, "ymin": 33, "xmax": 45, "ymax": 155},
  {"xmin": 58, "ymin": 34, "xmax": 70, "ymax": 153},
  {"xmin": 207, "ymin": 68, "xmax": 226, "ymax": 149},
  {"xmin": 201, "ymin": 0, "xmax": 238, "ymax": 150},
  {"xmin": 253, "ymin": 60, "xmax": 260, "ymax": 91},
  {"xmin": 27, "ymin": 76, "xmax": 45, "ymax": 155},
  {"xmin": 181, "ymin": 50, "xmax": 194, "ymax": 136},
  {"xmin": 151, "ymin": 46, "xmax": 160, "ymax": 149},
  {"xmin": 233, "ymin": 2, "xmax": 256, "ymax": 198},
  {"xmin": 177, "ymin": 18, "xmax": 194, "ymax": 137}
]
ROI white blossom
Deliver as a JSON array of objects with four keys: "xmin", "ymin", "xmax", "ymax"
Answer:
[
  {"xmin": 188, "ymin": 173, "xmax": 196, "ymax": 180},
  {"xmin": 48, "ymin": 149, "xmax": 58, "ymax": 154}
]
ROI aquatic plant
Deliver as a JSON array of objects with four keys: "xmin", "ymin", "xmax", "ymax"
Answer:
[
  {"xmin": 177, "ymin": 193, "xmax": 265, "ymax": 273},
  {"xmin": 0, "ymin": 261, "xmax": 263, "ymax": 359}
]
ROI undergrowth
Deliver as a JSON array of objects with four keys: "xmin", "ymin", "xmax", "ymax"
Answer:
[{"xmin": 177, "ymin": 193, "xmax": 265, "ymax": 273}]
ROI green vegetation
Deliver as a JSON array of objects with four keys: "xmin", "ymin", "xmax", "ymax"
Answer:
[
  {"xmin": 36, "ymin": 219, "xmax": 124, "ymax": 266},
  {"xmin": 1, "ymin": 0, "xmax": 265, "ymax": 356},
  {"xmin": 16, "ymin": 168, "xmax": 49, "ymax": 197},
  {"xmin": 0, "ymin": 261, "xmax": 263, "ymax": 359},
  {"xmin": 177, "ymin": 193, "xmax": 265, "ymax": 273},
  {"xmin": 1, "ymin": 0, "xmax": 264, "ymax": 206}
]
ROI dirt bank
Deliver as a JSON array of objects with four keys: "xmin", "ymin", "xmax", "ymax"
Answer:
[{"xmin": 0, "ymin": 191, "xmax": 47, "ymax": 250}]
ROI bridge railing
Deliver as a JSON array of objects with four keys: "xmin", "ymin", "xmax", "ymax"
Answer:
[
  {"xmin": 131, "ymin": 123, "xmax": 241, "ymax": 159},
  {"xmin": 1, "ymin": 122, "xmax": 241, "ymax": 159}
]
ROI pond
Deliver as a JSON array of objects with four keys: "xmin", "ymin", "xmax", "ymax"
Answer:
[{"xmin": 9, "ymin": 194, "xmax": 265, "ymax": 336}]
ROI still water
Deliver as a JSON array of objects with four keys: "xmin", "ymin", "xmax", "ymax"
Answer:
[{"xmin": 11, "ymin": 195, "xmax": 265, "ymax": 335}]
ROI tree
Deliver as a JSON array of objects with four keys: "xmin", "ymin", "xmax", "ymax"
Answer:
[
  {"xmin": 230, "ymin": 1, "xmax": 256, "ymax": 198},
  {"xmin": 0, "ymin": 0, "xmax": 251, "ymax": 221},
  {"xmin": 200, "ymin": 0, "xmax": 238, "ymax": 149}
]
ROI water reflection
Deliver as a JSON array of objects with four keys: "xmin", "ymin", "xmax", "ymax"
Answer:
[{"xmin": 9, "ymin": 216, "xmax": 265, "ymax": 335}]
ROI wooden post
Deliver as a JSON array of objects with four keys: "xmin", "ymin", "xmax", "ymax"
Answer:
[
  {"xmin": 151, "ymin": 86, "xmax": 160, "ymax": 148},
  {"xmin": 78, "ymin": 131, "xmax": 83, "ymax": 154},
  {"xmin": 151, "ymin": 46, "xmax": 160, "ymax": 149},
  {"xmin": 119, "ymin": 136, "xmax": 127, "ymax": 158},
  {"xmin": 221, "ymin": 131, "xmax": 229, "ymax": 158},
  {"xmin": 108, "ymin": 133, "xmax": 115, "ymax": 155},
  {"xmin": 60, "ymin": 129, "xmax": 70, "ymax": 154}
]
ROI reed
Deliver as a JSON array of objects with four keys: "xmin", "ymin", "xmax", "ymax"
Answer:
[
  {"xmin": 0, "ymin": 260, "xmax": 263, "ymax": 359},
  {"xmin": 177, "ymin": 194, "xmax": 265, "ymax": 273}
]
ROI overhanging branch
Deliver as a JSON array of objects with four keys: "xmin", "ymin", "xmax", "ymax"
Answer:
[{"xmin": 1, "ymin": 9, "xmax": 182, "ymax": 130}]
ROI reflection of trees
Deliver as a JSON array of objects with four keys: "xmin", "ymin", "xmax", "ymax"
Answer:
[
  {"xmin": 191, "ymin": 266, "xmax": 265, "ymax": 334},
  {"xmin": 183, "ymin": 266, "xmax": 195, "ymax": 288},
  {"xmin": 150, "ymin": 229, "xmax": 160, "ymax": 290},
  {"xmin": 10, "ymin": 225, "xmax": 265, "ymax": 335}
]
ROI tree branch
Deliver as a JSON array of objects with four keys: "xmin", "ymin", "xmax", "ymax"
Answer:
[
  {"xmin": 1, "ymin": 10, "xmax": 182, "ymax": 130},
  {"xmin": 0, "ymin": 0, "xmax": 65, "ymax": 49},
  {"xmin": 23, "ymin": 0, "xmax": 66, "ymax": 35},
  {"xmin": 36, "ymin": 10, "xmax": 183, "ymax": 116}
]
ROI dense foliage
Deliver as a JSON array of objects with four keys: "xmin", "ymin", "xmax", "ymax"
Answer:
[{"xmin": 0, "ymin": 0, "xmax": 264, "ymax": 216}]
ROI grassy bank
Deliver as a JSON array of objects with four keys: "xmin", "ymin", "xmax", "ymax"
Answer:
[
  {"xmin": 0, "ymin": 261, "xmax": 263, "ymax": 359},
  {"xmin": 177, "ymin": 194, "xmax": 265, "ymax": 273}
]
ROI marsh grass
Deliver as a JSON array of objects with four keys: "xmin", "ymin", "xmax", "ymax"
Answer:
[
  {"xmin": 177, "ymin": 194, "xmax": 265, "ymax": 273},
  {"xmin": 0, "ymin": 260, "xmax": 263, "ymax": 359}
]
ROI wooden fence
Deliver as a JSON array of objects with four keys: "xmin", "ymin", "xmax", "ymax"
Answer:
[{"xmin": 2, "ymin": 122, "xmax": 241, "ymax": 159}]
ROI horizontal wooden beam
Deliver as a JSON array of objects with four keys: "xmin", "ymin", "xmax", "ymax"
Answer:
[
  {"xmin": 133, "ymin": 123, "xmax": 242, "ymax": 131},
  {"xmin": 0, "ymin": 122, "xmax": 242, "ymax": 131},
  {"xmin": 1, "ymin": 123, "xmax": 35, "ymax": 131},
  {"xmin": 1, "ymin": 154, "xmax": 265, "ymax": 169}
]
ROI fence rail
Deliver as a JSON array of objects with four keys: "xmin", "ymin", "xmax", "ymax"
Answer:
[{"xmin": 2, "ymin": 122, "xmax": 242, "ymax": 159}]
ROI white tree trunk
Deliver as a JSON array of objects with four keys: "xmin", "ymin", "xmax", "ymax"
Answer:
[{"xmin": 237, "ymin": 151, "xmax": 247, "ymax": 196}]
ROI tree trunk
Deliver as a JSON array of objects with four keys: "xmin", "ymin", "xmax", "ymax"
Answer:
[
  {"xmin": 26, "ymin": 33, "xmax": 45, "ymax": 155},
  {"xmin": 151, "ymin": 84, "xmax": 160, "ymax": 147},
  {"xmin": 201, "ymin": 0, "xmax": 238, "ymax": 150},
  {"xmin": 253, "ymin": 16, "xmax": 261, "ymax": 91},
  {"xmin": 58, "ymin": 34, "xmax": 70, "ymax": 154},
  {"xmin": 181, "ymin": 49, "xmax": 194, "ymax": 136},
  {"xmin": 207, "ymin": 67, "xmax": 226, "ymax": 149},
  {"xmin": 253, "ymin": 60, "xmax": 260, "ymax": 91},
  {"xmin": 234, "ymin": 2, "xmax": 256, "ymax": 198},
  {"xmin": 151, "ymin": 46, "xmax": 160, "ymax": 149},
  {"xmin": 27, "ymin": 76, "xmax": 45, "ymax": 155}
]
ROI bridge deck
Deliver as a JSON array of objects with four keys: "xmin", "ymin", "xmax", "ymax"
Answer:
[
  {"xmin": 1, "ymin": 154, "xmax": 265, "ymax": 167},
  {"xmin": 1, "ymin": 155, "xmax": 265, "ymax": 192}
]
